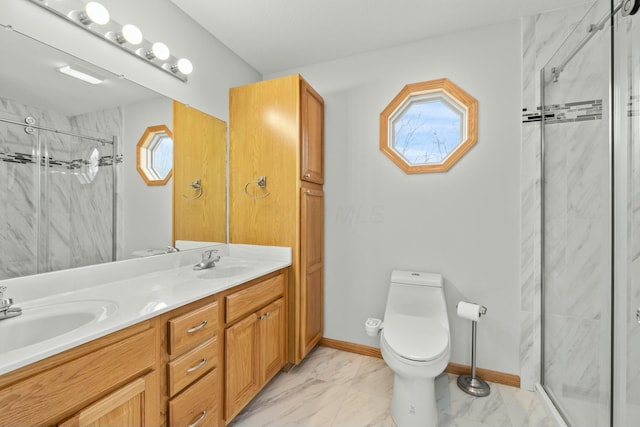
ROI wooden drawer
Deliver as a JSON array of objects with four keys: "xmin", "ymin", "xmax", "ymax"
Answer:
[
  {"xmin": 0, "ymin": 329, "xmax": 155, "ymax": 427},
  {"xmin": 169, "ymin": 369, "xmax": 219, "ymax": 427},
  {"xmin": 226, "ymin": 274, "xmax": 285, "ymax": 323},
  {"xmin": 168, "ymin": 337, "xmax": 218, "ymax": 397},
  {"xmin": 169, "ymin": 301, "xmax": 219, "ymax": 355}
]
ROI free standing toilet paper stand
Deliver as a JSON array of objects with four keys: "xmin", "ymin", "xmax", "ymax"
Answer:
[{"xmin": 456, "ymin": 301, "xmax": 490, "ymax": 397}]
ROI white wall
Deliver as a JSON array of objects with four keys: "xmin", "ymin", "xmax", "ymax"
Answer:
[
  {"xmin": 267, "ymin": 20, "xmax": 522, "ymax": 375},
  {"xmin": 122, "ymin": 97, "xmax": 173, "ymax": 257},
  {"xmin": 0, "ymin": 0, "xmax": 260, "ymax": 121}
]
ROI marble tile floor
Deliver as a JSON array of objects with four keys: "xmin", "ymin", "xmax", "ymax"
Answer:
[{"xmin": 228, "ymin": 346, "xmax": 555, "ymax": 427}]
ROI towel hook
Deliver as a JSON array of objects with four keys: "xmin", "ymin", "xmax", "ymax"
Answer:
[
  {"xmin": 244, "ymin": 175, "xmax": 270, "ymax": 199},
  {"xmin": 182, "ymin": 178, "xmax": 203, "ymax": 200}
]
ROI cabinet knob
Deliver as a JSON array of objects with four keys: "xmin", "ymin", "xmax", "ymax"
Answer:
[{"xmin": 304, "ymin": 173, "xmax": 311, "ymax": 178}]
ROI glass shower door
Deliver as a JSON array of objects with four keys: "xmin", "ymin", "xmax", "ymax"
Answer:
[
  {"xmin": 614, "ymin": 2, "xmax": 640, "ymax": 425},
  {"xmin": 38, "ymin": 126, "xmax": 116, "ymax": 273},
  {"xmin": 541, "ymin": 0, "xmax": 613, "ymax": 426},
  {"xmin": 0, "ymin": 112, "xmax": 40, "ymax": 279},
  {"xmin": 0, "ymin": 111, "xmax": 116, "ymax": 280}
]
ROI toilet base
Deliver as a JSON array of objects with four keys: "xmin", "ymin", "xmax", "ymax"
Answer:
[{"xmin": 390, "ymin": 374, "xmax": 437, "ymax": 427}]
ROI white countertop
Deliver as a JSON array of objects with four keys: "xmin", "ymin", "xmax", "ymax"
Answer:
[{"xmin": 0, "ymin": 244, "xmax": 291, "ymax": 376}]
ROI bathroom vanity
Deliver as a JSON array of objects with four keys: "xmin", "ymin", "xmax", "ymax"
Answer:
[{"xmin": 0, "ymin": 245, "xmax": 291, "ymax": 427}]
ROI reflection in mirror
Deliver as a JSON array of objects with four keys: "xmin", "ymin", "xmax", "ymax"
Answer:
[
  {"xmin": 136, "ymin": 124, "xmax": 173, "ymax": 186},
  {"xmin": 0, "ymin": 27, "xmax": 227, "ymax": 281}
]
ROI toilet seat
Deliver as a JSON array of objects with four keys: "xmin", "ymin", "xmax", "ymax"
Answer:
[{"xmin": 383, "ymin": 314, "xmax": 448, "ymax": 362}]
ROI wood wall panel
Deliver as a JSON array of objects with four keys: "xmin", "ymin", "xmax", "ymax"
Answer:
[
  {"xmin": 173, "ymin": 101, "xmax": 227, "ymax": 243},
  {"xmin": 229, "ymin": 75, "xmax": 300, "ymax": 250}
]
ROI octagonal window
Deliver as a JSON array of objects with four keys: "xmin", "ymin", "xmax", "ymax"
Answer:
[
  {"xmin": 136, "ymin": 124, "xmax": 173, "ymax": 185},
  {"xmin": 381, "ymin": 78, "xmax": 477, "ymax": 173}
]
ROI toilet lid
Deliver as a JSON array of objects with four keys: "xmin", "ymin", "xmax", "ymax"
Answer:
[{"xmin": 384, "ymin": 315, "xmax": 448, "ymax": 362}]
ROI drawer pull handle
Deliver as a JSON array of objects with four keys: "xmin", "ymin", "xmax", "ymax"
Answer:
[
  {"xmin": 186, "ymin": 357, "xmax": 207, "ymax": 373},
  {"xmin": 187, "ymin": 320, "xmax": 208, "ymax": 333},
  {"xmin": 188, "ymin": 410, "xmax": 207, "ymax": 427}
]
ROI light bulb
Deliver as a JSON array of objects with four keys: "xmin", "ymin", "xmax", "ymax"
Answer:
[
  {"xmin": 84, "ymin": 2, "xmax": 109, "ymax": 25},
  {"xmin": 177, "ymin": 58, "xmax": 193, "ymax": 75},
  {"xmin": 121, "ymin": 24, "xmax": 143, "ymax": 45},
  {"xmin": 151, "ymin": 42, "xmax": 170, "ymax": 60}
]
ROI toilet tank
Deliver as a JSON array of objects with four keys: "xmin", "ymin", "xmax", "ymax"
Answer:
[{"xmin": 383, "ymin": 270, "xmax": 449, "ymax": 331}]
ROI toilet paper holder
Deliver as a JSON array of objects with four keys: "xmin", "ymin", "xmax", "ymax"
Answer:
[
  {"xmin": 456, "ymin": 301, "xmax": 487, "ymax": 321},
  {"xmin": 457, "ymin": 301, "xmax": 490, "ymax": 397},
  {"xmin": 365, "ymin": 318, "xmax": 383, "ymax": 336}
]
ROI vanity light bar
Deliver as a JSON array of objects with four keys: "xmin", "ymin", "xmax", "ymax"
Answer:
[{"xmin": 29, "ymin": 0, "xmax": 193, "ymax": 82}]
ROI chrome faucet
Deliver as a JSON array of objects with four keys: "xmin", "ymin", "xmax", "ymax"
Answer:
[
  {"xmin": 166, "ymin": 246, "xmax": 180, "ymax": 253},
  {"xmin": 193, "ymin": 248, "xmax": 221, "ymax": 270},
  {"xmin": 0, "ymin": 286, "xmax": 22, "ymax": 320}
]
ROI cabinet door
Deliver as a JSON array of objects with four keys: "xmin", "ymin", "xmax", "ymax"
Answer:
[
  {"xmin": 173, "ymin": 101, "xmax": 227, "ymax": 244},
  {"xmin": 258, "ymin": 298, "xmax": 286, "ymax": 383},
  {"xmin": 59, "ymin": 372, "xmax": 157, "ymax": 427},
  {"xmin": 225, "ymin": 314, "xmax": 260, "ymax": 421},
  {"xmin": 300, "ymin": 79, "xmax": 324, "ymax": 184},
  {"xmin": 300, "ymin": 187, "xmax": 324, "ymax": 359}
]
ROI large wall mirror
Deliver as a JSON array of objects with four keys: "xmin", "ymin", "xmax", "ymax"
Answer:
[{"xmin": 0, "ymin": 27, "xmax": 227, "ymax": 280}]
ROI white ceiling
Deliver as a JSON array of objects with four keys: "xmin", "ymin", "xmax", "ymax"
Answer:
[{"xmin": 170, "ymin": 0, "xmax": 591, "ymax": 75}]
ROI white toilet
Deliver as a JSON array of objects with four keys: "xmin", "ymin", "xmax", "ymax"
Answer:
[{"xmin": 379, "ymin": 270, "xmax": 450, "ymax": 427}]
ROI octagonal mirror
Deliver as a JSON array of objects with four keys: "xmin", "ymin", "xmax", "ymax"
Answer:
[
  {"xmin": 380, "ymin": 78, "xmax": 477, "ymax": 173},
  {"xmin": 136, "ymin": 124, "xmax": 173, "ymax": 185}
]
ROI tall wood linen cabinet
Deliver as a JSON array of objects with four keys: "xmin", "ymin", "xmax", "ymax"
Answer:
[{"xmin": 229, "ymin": 74, "xmax": 324, "ymax": 364}]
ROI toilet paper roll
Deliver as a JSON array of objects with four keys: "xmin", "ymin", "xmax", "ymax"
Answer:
[
  {"xmin": 457, "ymin": 301, "xmax": 486, "ymax": 321},
  {"xmin": 365, "ymin": 318, "xmax": 382, "ymax": 336}
]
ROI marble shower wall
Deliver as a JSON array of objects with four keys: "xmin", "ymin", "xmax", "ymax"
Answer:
[
  {"xmin": 0, "ymin": 97, "xmax": 122, "ymax": 279},
  {"xmin": 70, "ymin": 109, "xmax": 123, "ymax": 266},
  {"xmin": 617, "ymin": 13, "xmax": 640, "ymax": 424},
  {"xmin": 519, "ymin": 1, "xmax": 596, "ymax": 391}
]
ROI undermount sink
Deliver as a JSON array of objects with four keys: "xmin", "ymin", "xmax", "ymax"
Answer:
[{"xmin": 0, "ymin": 300, "xmax": 118, "ymax": 353}]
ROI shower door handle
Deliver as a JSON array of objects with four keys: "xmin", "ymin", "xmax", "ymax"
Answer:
[{"xmin": 637, "ymin": 307, "xmax": 640, "ymax": 325}]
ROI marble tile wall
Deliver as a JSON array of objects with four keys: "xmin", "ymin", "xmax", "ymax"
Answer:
[
  {"xmin": 0, "ymin": 97, "xmax": 122, "ymax": 279},
  {"xmin": 69, "ymin": 109, "xmax": 123, "ymax": 266},
  {"xmin": 520, "ymin": 1, "xmax": 612, "ymax": 426},
  {"xmin": 520, "ymin": 3, "xmax": 593, "ymax": 392},
  {"xmin": 620, "ymin": 16, "xmax": 640, "ymax": 424},
  {"xmin": 0, "ymin": 105, "xmax": 39, "ymax": 278}
]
